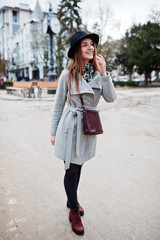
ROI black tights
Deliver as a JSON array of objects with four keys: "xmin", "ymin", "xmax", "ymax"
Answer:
[{"xmin": 64, "ymin": 163, "xmax": 82, "ymax": 209}]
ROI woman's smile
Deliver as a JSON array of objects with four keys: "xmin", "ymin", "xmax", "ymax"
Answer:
[{"xmin": 81, "ymin": 38, "xmax": 95, "ymax": 63}]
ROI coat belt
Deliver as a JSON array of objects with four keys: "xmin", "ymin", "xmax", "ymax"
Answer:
[
  {"xmin": 64, "ymin": 105, "xmax": 97, "ymax": 170},
  {"xmin": 65, "ymin": 106, "xmax": 83, "ymax": 170}
]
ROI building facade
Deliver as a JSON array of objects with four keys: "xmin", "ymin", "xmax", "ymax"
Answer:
[{"xmin": 0, "ymin": 1, "xmax": 49, "ymax": 81}]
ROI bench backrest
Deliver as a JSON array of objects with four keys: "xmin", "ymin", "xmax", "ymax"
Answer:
[
  {"xmin": 37, "ymin": 81, "xmax": 58, "ymax": 89},
  {"xmin": 13, "ymin": 81, "xmax": 33, "ymax": 88}
]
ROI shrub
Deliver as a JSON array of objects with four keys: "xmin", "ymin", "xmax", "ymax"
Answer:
[
  {"xmin": 0, "ymin": 81, "xmax": 13, "ymax": 89},
  {"xmin": 114, "ymin": 81, "xmax": 140, "ymax": 87}
]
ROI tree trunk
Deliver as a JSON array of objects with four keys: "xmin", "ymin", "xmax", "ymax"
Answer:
[
  {"xmin": 156, "ymin": 71, "xmax": 159, "ymax": 81},
  {"xmin": 144, "ymin": 72, "xmax": 150, "ymax": 85}
]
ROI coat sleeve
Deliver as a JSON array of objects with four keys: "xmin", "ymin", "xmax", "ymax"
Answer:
[
  {"xmin": 101, "ymin": 72, "xmax": 117, "ymax": 102},
  {"xmin": 51, "ymin": 70, "xmax": 68, "ymax": 135}
]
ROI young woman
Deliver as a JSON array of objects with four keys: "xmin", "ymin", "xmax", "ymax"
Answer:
[{"xmin": 50, "ymin": 30, "xmax": 116, "ymax": 235}]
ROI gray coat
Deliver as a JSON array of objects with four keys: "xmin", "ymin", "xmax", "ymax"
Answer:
[{"xmin": 51, "ymin": 69, "xmax": 116, "ymax": 170}]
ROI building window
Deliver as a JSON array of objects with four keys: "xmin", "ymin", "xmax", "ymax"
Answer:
[
  {"xmin": 26, "ymin": 67, "xmax": 29, "ymax": 75},
  {"xmin": 2, "ymin": 10, "xmax": 6, "ymax": 24},
  {"xmin": 12, "ymin": 11, "xmax": 19, "ymax": 23},
  {"xmin": 12, "ymin": 24, "xmax": 20, "ymax": 34}
]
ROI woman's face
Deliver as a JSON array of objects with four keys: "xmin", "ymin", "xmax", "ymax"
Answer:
[{"xmin": 81, "ymin": 38, "xmax": 95, "ymax": 64}]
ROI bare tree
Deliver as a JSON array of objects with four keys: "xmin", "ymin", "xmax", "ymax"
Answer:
[
  {"xmin": 83, "ymin": 3, "xmax": 112, "ymax": 44},
  {"xmin": 98, "ymin": 3, "xmax": 112, "ymax": 44},
  {"xmin": 149, "ymin": 9, "xmax": 160, "ymax": 23},
  {"xmin": 89, "ymin": 4, "xmax": 116, "ymax": 70}
]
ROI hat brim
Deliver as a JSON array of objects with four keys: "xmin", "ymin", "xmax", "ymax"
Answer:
[{"xmin": 68, "ymin": 33, "xmax": 99, "ymax": 59}]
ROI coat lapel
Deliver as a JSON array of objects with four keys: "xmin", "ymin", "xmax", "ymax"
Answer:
[
  {"xmin": 71, "ymin": 70, "xmax": 102, "ymax": 95},
  {"xmin": 88, "ymin": 70, "xmax": 102, "ymax": 90}
]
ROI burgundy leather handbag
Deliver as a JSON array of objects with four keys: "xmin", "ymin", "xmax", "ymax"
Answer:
[{"xmin": 79, "ymin": 94, "xmax": 103, "ymax": 135}]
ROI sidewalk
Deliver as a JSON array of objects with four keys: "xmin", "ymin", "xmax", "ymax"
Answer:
[{"xmin": 0, "ymin": 87, "xmax": 160, "ymax": 240}]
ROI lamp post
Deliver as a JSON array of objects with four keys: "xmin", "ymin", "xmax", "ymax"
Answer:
[
  {"xmin": 44, "ymin": 3, "xmax": 60, "ymax": 82},
  {"xmin": 47, "ymin": 4, "xmax": 56, "ymax": 81}
]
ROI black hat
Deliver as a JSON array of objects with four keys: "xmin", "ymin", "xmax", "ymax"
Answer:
[{"xmin": 68, "ymin": 30, "xmax": 99, "ymax": 58}]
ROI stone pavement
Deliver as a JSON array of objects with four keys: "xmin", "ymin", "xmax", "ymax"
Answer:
[{"xmin": 0, "ymin": 87, "xmax": 160, "ymax": 240}]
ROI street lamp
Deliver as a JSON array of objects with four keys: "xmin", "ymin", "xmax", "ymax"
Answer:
[{"xmin": 43, "ymin": 3, "xmax": 60, "ymax": 81}]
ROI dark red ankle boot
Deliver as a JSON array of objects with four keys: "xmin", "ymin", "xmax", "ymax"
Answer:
[
  {"xmin": 69, "ymin": 208, "xmax": 84, "ymax": 235},
  {"xmin": 67, "ymin": 201, "xmax": 84, "ymax": 216},
  {"xmin": 77, "ymin": 202, "xmax": 84, "ymax": 216}
]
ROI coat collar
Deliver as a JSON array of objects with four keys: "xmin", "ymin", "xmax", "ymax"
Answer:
[{"xmin": 71, "ymin": 70, "xmax": 102, "ymax": 95}]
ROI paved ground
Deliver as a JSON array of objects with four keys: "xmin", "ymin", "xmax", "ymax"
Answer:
[{"xmin": 0, "ymin": 87, "xmax": 160, "ymax": 240}]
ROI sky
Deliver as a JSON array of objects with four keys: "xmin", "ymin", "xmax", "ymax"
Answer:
[{"xmin": 0, "ymin": 0, "xmax": 159, "ymax": 40}]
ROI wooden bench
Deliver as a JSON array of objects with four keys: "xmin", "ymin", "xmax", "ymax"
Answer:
[
  {"xmin": 37, "ymin": 81, "xmax": 58, "ymax": 97},
  {"xmin": 6, "ymin": 81, "xmax": 34, "ymax": 98}
]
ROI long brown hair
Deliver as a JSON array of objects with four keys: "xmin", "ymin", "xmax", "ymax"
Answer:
[{"xmin": 67, "ymin": 42, "xmax": 100, "ymax": 102}]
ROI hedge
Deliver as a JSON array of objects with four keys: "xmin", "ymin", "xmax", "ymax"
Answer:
[
  {"xmin": 114, "ymin": 81, "xmax": 140, "ymax": 87},
  {"xmin": 0, "ymin": 81, "xmax": 13, "ymax": 89}
]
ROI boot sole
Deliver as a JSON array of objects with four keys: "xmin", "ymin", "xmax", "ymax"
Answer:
[{"xmin": 69, "ymin": 216, "xmax": 84, "ymax": 235}]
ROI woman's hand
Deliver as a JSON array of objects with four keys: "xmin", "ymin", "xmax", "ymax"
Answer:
[
  {"xmin": 51, "ymin": 135, "xmax": 56, "ymax": 146},
  {"xmin": 96, "ymin": 54, "xmax": 107, "ymax": 76}
]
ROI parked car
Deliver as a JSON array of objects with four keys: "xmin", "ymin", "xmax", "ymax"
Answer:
[
  {"xmin": 131, "ymin": 77, "xmax": 145, "ymax": 83},
  {"xmin": 113, "ymin": 76, "xmax": 129, "ymax": 82},
  {"xmin": 151, "ymin": 76, "xmax": 157, "ymax": 82}
]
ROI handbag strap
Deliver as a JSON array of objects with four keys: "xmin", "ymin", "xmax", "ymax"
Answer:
[{"xmin": 79, "ymin": 94, "xmax": 85, "ymax": 111}]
